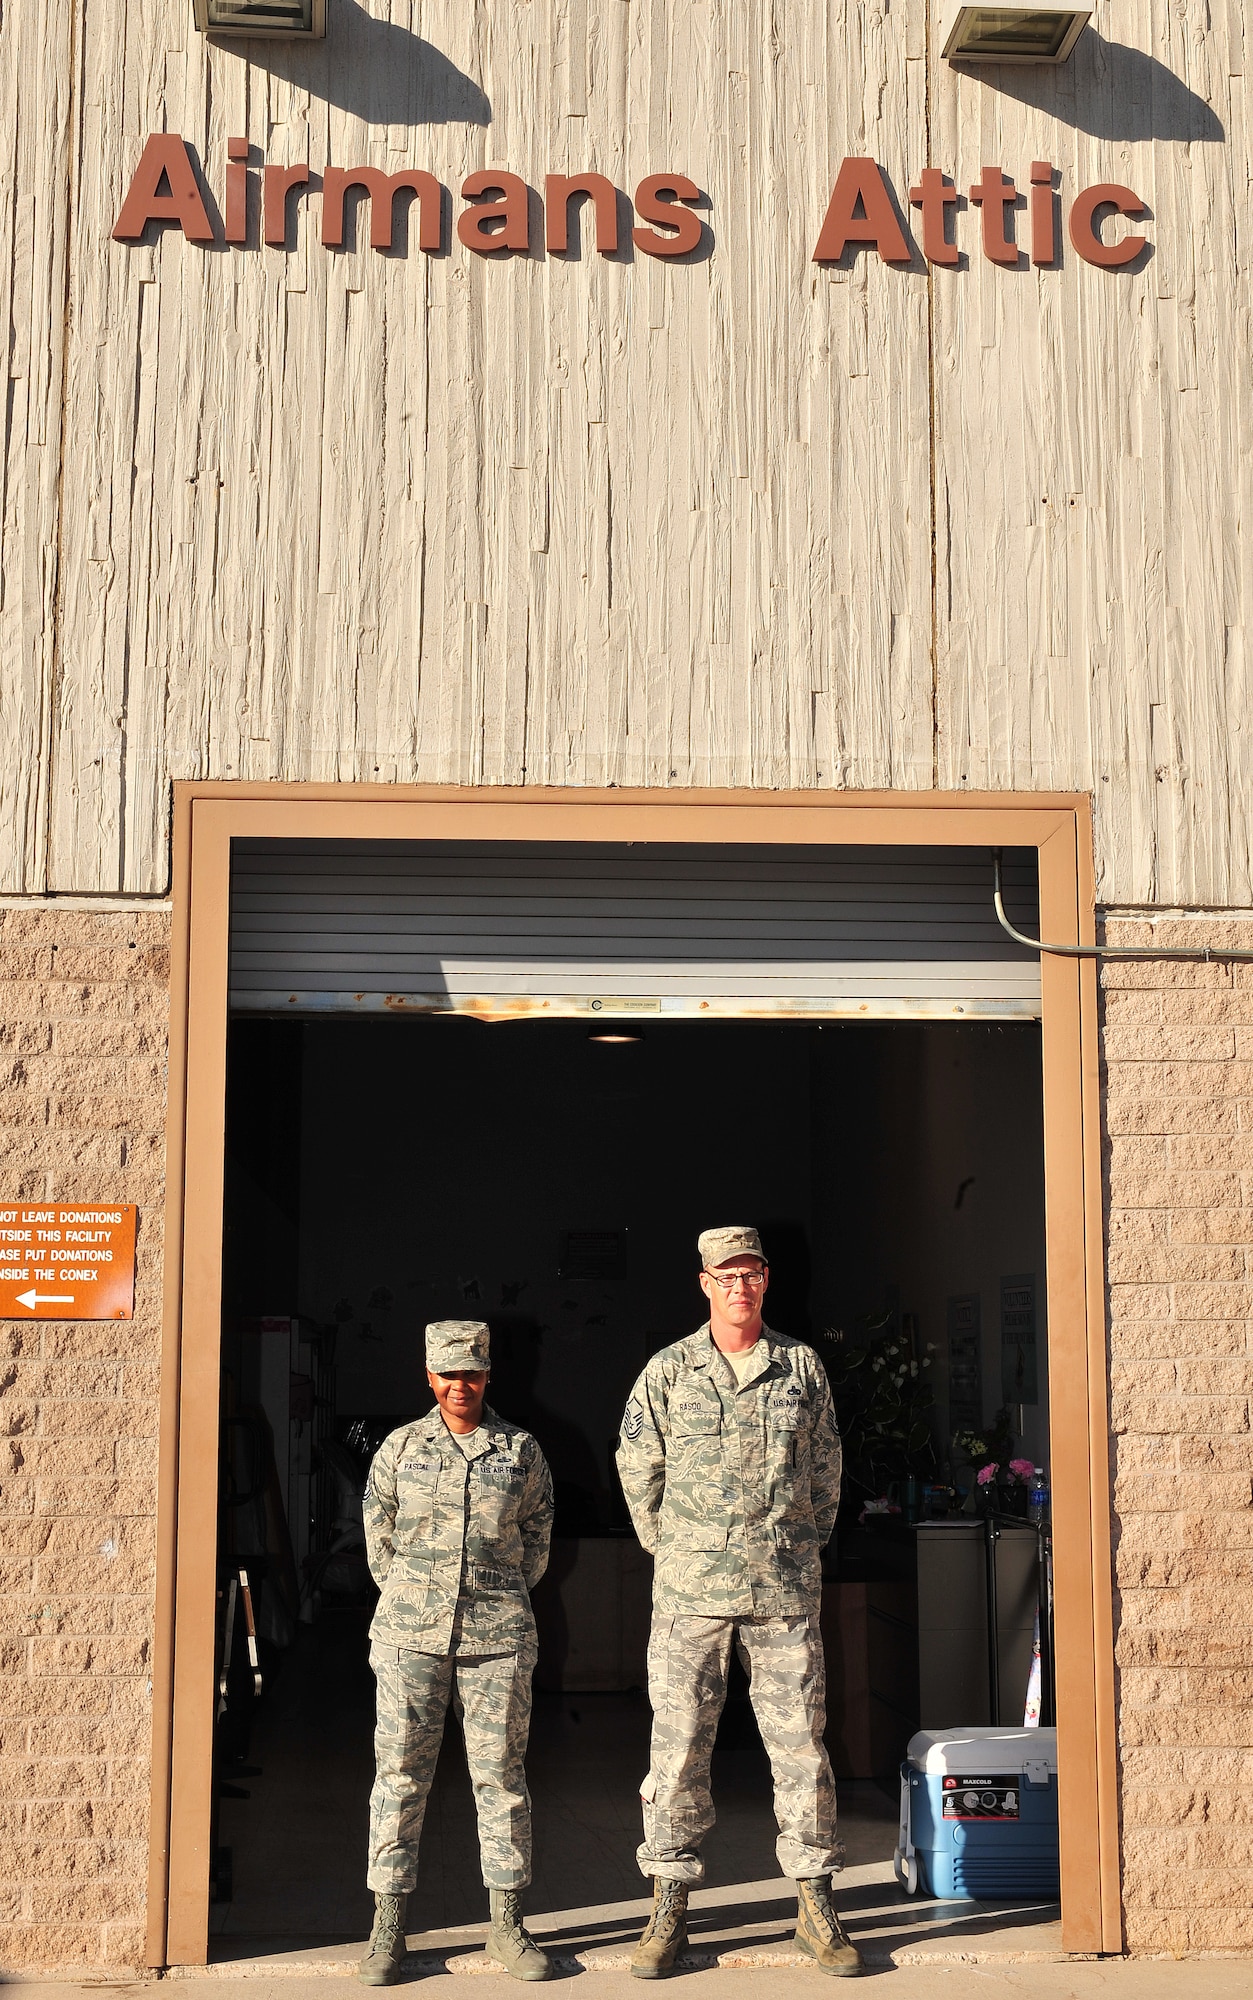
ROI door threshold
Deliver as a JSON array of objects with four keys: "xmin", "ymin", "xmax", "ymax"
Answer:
[{"xmin": 185, "ymin": 1869, "xmax": 1066, "ymax": 1975}]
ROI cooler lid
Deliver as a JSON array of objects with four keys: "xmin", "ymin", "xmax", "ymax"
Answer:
[{"xmin": 906, "ymin": 1726, "xmax": 1058, "ymax": 1777}]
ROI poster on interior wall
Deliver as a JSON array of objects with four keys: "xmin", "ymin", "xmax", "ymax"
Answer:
[
  {"xmin": 558, "ymin": 1229, "xmax": 629, "ymax": 1280},
  {"xmin": 1000, "ymin": 1274, "xmax": 1039, "ymax": 1405},
  {"xmin": 946, "ymin": 1293, "xmax": 982, "ymax": 1432}
]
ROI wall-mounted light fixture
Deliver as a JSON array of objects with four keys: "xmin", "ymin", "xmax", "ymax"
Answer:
[
  {"xmin": 193, "ymin": 0, "xmax": 326, "ymax": 37},
  {"xmin": 940, "ymin": 5, "xmax": 1091, "ymax": 63}
]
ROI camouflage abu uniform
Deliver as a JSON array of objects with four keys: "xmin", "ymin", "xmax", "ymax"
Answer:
[
  {"xmin": 616, "ymin": 1233, "xmax": 844, "ymax": 1886},
  {"xmin": 364, "ymin": 1322, "xmax": 554, "ymax": 1895}
]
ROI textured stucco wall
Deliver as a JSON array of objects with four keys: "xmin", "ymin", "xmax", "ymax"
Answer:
[
  {"xmin": 0, "ymin": 905, "xmax": 170, "ymax": 1969},
  {"xmin": 3, "ymin": 4, "xmax": 1252, "ymax": 905}
]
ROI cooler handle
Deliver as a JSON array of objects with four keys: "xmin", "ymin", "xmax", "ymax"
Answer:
[{"xmin": 893, "ymin": 1761, "xmax": 920, "ymax": 1895}]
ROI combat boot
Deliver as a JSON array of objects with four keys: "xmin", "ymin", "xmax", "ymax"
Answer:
[
  {"xmin": 486, "ymin": 1887, "xmax": 552, "ymax": 1981},
  {"xmin": 357, "ymin": 1892, "xmax": 408, "ymax": 1986},
  {"xmin": 794, "ymin": 1877, "xmax": 863, "ymax": 1976},
  {"xmin": 630, "ymin": 1878, "xmax": 689, "ymax": 1979}
]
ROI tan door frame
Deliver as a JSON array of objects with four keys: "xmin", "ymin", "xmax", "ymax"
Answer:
[{"xmin": 147, "ymin": 783, "xmax": 1119, "ymax": 1964}]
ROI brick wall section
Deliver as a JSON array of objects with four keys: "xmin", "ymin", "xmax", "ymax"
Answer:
[
  {"xmin": 1104, "ymin": 916, "xmax": 1253, "ymax": 1955},
  {"xmin": 0, "ymin": 904, "xmax": 170, "ymax": 1971},
  {"xmin": 4, "ymin": 898, "xmax": 1253, "ymax": 1962}
]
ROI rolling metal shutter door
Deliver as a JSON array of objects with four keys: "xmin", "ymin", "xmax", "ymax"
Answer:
[{"xmin": 227, "ymin": 840, "xmax": 1041, "ymax": 1020}]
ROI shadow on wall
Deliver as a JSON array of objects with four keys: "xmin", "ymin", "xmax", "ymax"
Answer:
[
  {"xmin": 212, "ymin": 3, "xmax": 491, "ymax": 126},
  {"xmin": 956, "ymin": 32, "xmax": 1224, "ymax": 142}
]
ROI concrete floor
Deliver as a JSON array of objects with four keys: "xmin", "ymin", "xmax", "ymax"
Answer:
[
  {"xmin": 205, "ymin": 1614, "xmax": 1063, "ymax": 1976},
  {"xmin": 16, "ymin": 1964, "xmax": 1253, "ymax": 2000}
]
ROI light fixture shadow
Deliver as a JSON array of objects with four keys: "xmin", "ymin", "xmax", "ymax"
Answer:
[
  {"xmin": 208, "ymin": 0, "xmax": 492, "ymax": 127},
  {"xmin": 956, "ymin": 30, "xmax": 1225, "ymax": 143}
]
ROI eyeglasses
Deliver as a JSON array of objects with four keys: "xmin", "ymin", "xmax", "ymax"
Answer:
[{"xmin": 704, "ymin": 1269, "xmax": 768, "ymax": 1290}]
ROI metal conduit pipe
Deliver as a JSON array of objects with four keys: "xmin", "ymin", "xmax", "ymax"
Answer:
[{"xmin": 991, "ymin": 849, "xmax": 1253, "ymax": 962}]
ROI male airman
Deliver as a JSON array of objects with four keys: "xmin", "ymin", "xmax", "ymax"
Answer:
[
  {"xmin": 616, "ymin": 1227, "xmax": 861, "ymax": 1978},
  {"xmin": 359, "ymin": 1321, "xmax": 555, "ymax": 1985}
]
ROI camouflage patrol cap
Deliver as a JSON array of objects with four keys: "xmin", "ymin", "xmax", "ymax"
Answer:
[
  {"xmin": 425, "ymin": 1320, "xmax": 491, "ymax": 1373},
  {"xmin": 698, "ymin": 1225, "xmax": 767, "ymax": 1268}
]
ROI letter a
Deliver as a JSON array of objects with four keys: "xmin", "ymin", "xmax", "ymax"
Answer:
[
  {"xmin": 812, "ymin": 157, "xmax": 910, "ymax": 264},
  {"xmin": 457, "ymin": 171, "xmax": 529, "ymax": 253},
  {"xmin": 112, "ymin": 134, "xmax": 216, "ymax": 243}
]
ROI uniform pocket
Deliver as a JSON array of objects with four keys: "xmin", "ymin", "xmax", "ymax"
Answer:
[
  {"xmin": 670, "ymin": 1392, "xmax": 722, "ymax": 1482},
  {"xmin": 376, "ymin": 1554, "xmax": 433, "ymax": 1633},
  {"xmin": 769, "ymin": 1422, "xmax": 799, "ymax": 1475},
  {"xmin": 470, "ymin": 1458, "xmax": 525, "ymax": 1570},
  {"xmin": 664, "ymin": 1389, "xmax": 726, "ymax": 1541},
  {"xmin": 773, "ymin": 1522, "xmax": 819, "ymax": 1585},
  {"xmin": 395, "ymin": 1457, "xmax": 441, "ymax": 1540},
  {"xmin": 670, "ymin": 1393, "xmax": 721, "ymax": 1435},
  {"xmin": 475, "ymin": 1466, "xmax": 514, "ymax": 1526},
  {"xmin": 391, "ymin": 1552, "xmax": 434, "ymax": 1583},
  {"xmin": 664, "ymin": 1516, "xmax": 731, "ymax": 1551}
]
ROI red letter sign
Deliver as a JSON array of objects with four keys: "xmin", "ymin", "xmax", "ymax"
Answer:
[
  {"xmin": 458, "ymin": 171, "xmax": 530, "ymax": 253},
  {"xmin": 112, "ymin": 135, "xmax": 215, "ymax": 244},
  {"xmin": 546, "ymin": 174, "xmax": 620, "ymax": 253},
  {"xmin": 909, "ymin": 169, "xmax": 958, "ymax": 267},
  {"xmin": 322, "ymin": 168, "xmax": 442, "ymax": 251},
  {"xmin": 263, "ymin": 165, "xmax": 312, "ymax": 248},
  {"xmin": 812, "ymin": 158, "xmax": 911, "ymax": 264},
  {"xmin": 1069, "ymin": 184, "xmax": 1148, "ymax": 268},
  {"xmin": 1029, "ymin": 161, "xmax": 1056, "ymax": 266},
  {"xmin": 969, "ymin": 167, "xmax": 1020, "ymax": 267},
  {"xmin": 632, "ymin": 175, "xmax": 702, "ymax": 257}
]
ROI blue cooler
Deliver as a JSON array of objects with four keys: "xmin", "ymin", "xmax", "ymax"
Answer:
[{"xmin": 894, "ymin": 1726, "xmax": 1059, "ymax": 1900}]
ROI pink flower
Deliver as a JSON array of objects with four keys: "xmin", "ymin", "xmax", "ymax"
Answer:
[
  {"xmin": 976, "ymin": 1464, "xmax": 999, "ymax": 1485},
  {"xmin": 1009, "ymin": 1458, "xmax": 1035, "ymax": 1482}
]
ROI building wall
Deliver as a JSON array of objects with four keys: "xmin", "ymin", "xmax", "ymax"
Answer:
[
  {"xmin": 0, "ymin": 905, "xmax": 170, "ymax": 1969},
  {"xmin": 2, "ymin": 0, "xmax": 1253, "ymax": 1967},
  {"xmin": 5, "ymin": 899, "xmax": 1253, "ymax": 1960},
  {"xmin": 1103, "ymin": 918, "xmax": 1253, "ymax": 1955},
  {"xmin": 2, "ymin": 4, "xmax": 1252, "ymax": 902}
]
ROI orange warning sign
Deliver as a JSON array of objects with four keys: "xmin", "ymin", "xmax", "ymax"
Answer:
[{"xmin": 0, "ymin": 1203, "xmax": 137, "ymax": 1320}]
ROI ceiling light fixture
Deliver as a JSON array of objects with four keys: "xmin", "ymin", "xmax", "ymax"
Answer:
[
  {"xmin": 940, "ymin": 5, "xmax": 1092, "ymax": 64},
  {"xmin": 587, "ymin": 1028, "xmax": 645, "ymax": 1044}
]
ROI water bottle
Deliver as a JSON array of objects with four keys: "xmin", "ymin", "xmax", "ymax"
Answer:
[{"xmin": 1028, "ymin": 1467, "xmax": 1050, "ymax": 1525}]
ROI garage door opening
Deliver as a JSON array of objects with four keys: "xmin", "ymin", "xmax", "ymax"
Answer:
[{"xmin": 207, "ymin": 838, "xmax": 1060, "ymax": 1966}]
